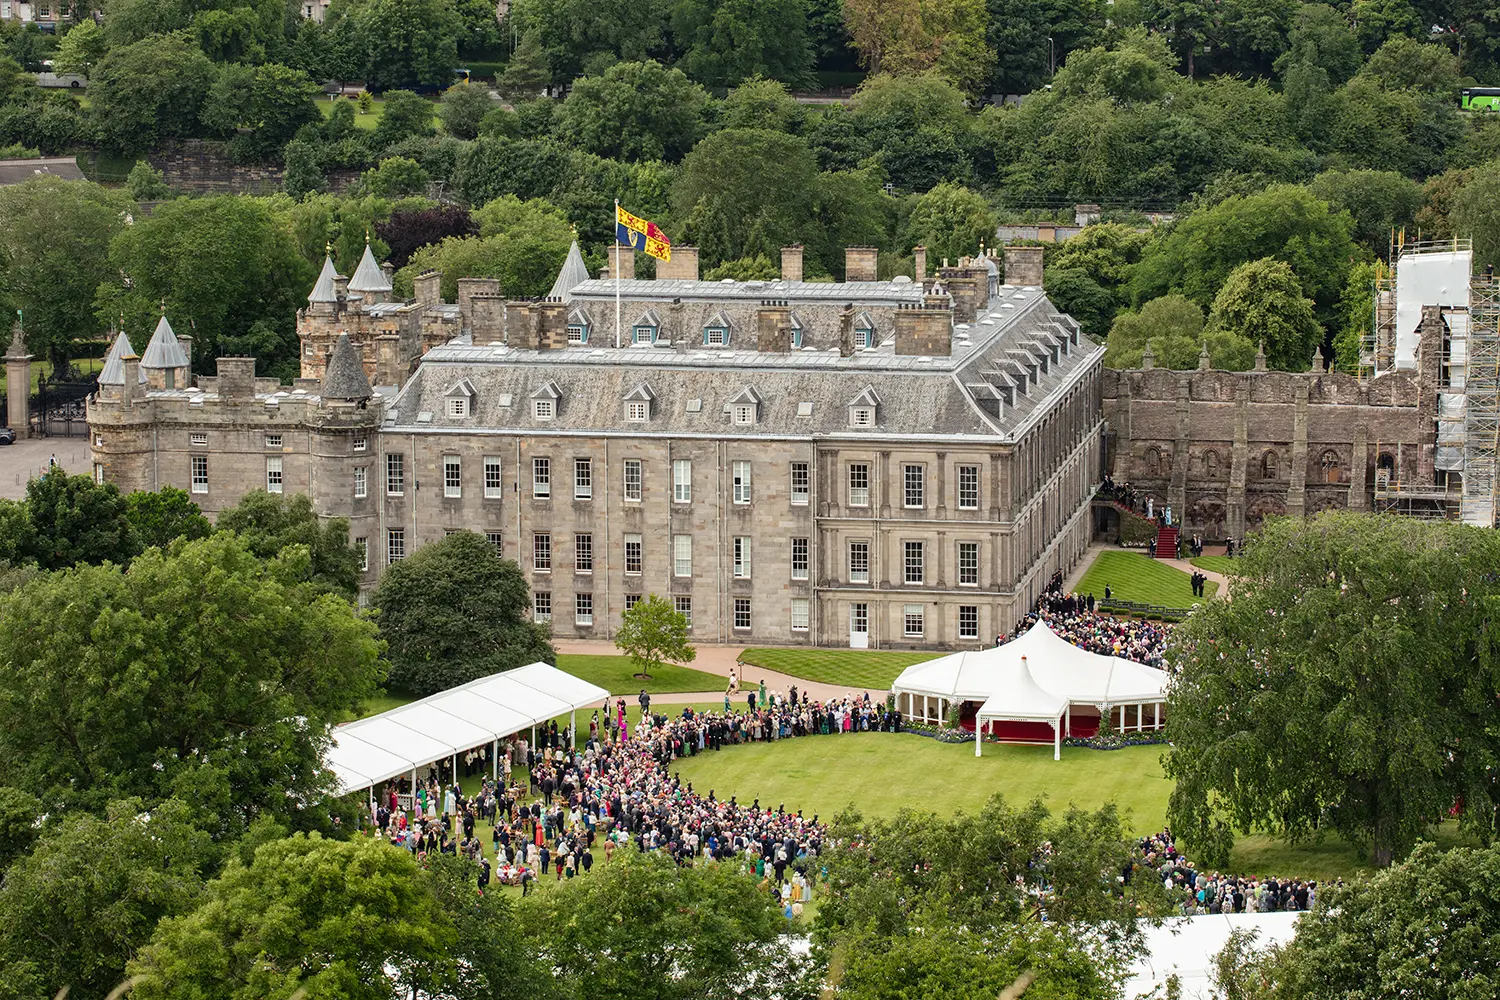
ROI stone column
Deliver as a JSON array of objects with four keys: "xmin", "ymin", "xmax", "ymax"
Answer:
[
  {"xmin": 1228, "ymin": 379, "xmax": 1249, "ymax": 541},
  {"xmin": 1347, "ymin": 424, "xmax": 1369, "ymax": 511},
  {"xmin": 3, "ymin": 321, "xmax": 31, "ymax": 439},
  {"xmin": 1286, "ymin": 380, "xmax": 1310, "ymax": 517},
  {"xmin": 1169, "ymin": 375, "xmax": 1191, "ymax": 519}
]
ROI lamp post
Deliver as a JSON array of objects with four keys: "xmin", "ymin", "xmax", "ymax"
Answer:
[{"xmin": 1048, "ymin": 36, "xmax": 1055, "ymax": 77}]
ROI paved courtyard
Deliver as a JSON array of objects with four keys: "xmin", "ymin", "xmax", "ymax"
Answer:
[{"xmin": 0, "ymin": 437, "xmax": 90, "ymax": 499}]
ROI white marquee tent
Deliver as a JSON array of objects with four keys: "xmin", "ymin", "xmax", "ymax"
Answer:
[
  {"xmin": 326, "ymin": 661, "xmax": 610, "ymax": 797},
  {"xmin": 890, "ymin": 621, "xmax": 1171, "ymax": 760}
]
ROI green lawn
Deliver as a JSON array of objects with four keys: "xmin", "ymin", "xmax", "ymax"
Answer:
[
  {"xmin": 551, "ymin": 654, "xmax": 727, "ymax": 696},
  {"xmin": 319, "ymin": 94, "xmax": 439, "ymax": 132},
  {"xmin": 738, "ymin": 648, "xmax": 943, "ymax": 690},
  {"xmin": 670, "ymin": 734, "xmax": 1409, "ymax": 881},
  {"xmin": 1191, "ymin": 555, "xmax": 1236, "ymax": 576},
  {"xmin": 1073, "ymin": 550, "xmax": 1215, "ymax": 607},
  {"xmin": 31, "ymin": 357, "xmax": 103, "ymax": 391}
]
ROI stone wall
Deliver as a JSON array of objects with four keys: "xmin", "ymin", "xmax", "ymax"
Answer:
[{"xmin": 147, "ymin": 141, "xmax": 360, "ymax": 196}]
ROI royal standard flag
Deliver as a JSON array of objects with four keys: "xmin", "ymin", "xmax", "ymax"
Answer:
[{"xmin": 616, "ymin": 204, "xmax": 672, "ymax": 263}]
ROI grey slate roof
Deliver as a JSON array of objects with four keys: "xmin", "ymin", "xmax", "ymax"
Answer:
[
  {"xmin": 309, "ymin": 256, "xmax": 339, "ymax": 304},
  {"xmin": 388, "ymin": 289, "xmax": 1099, "ymax": 442},
  {"xmin": 320, "ymin": 333, "xmax": 373, "ymax": 400},
  {"xmin": 349, "ymin": 244, "xmax": 391, "ymax": 294},
  {"xmin": 141, "ymin": 314, "xmax": 189, "ymax": 369},
  {"xmin": 548, "ymin": 241, "xmax": 591, "ymax": 301},
  {"xmin": 99, "ymin": 331, "xmax": 145, "ymax": 385},
  {"xmin": 0, "ymin": 157, "xmax": 85, "ymax": 186}
]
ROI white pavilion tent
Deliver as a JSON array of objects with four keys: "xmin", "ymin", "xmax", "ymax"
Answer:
[
  {"xmin": 890, "ymin": 621, "xmax": 1171, "ymax": 760},
  {"xmin": 325, "ymin": 661, "xmax": 609, "ymax": 798}
]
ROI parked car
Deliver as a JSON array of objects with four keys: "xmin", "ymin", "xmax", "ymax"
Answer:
[{"xmin": 0, "ymin": 428, "xmax": 15, "ymax": 445}]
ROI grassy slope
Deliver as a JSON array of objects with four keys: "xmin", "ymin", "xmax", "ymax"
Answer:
[
  {"xmin": 1191, "ymin": 555, "xmax": 1236, "ymax": 576},
  {"xmin": 1074, "ymin": 550, "xmax": 1217, "ymax": 606},
  {"xmin": 738, "ymin": 648, "xmax": 943, "ymax": 690}
]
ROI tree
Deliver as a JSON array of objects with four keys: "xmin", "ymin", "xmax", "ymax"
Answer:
[
  {"xmin": 557, "ymin": 60, "xmax": 710, "ymax": 162},
  {"xmin": 847, "ymin": 72, "xmax": 978, "ymax": 190},
  {"xmin": 371, "ymin": 89, "xmax": 438, "ymax": 149},
  {"xmin": 440, "ymin": 81, "xmax": 495, "ymax": 140},
  {"xmin": 354, "ymin": 0, "xmax": 463, "ymax": 91},
  {"xmin": 394, "ymin": 230, "xmax": 571, "ymax": 300},
  {"xmin": 904, "ymin": 182, "xmax": 995, "ymax": 265},
  {"xmin": 98, "ymin": 195, "xmax": 315, "ymax": 376},
  {"xmin": 523, "ymin": 848, "xmax": 794, "ymax": 1000},
  {"xmin": 20, "ymin": 467, "xmax": 138, "ymax": 570},
  {"xmin": 0, "ymin": 178, "xmax": 129, "ymax": 373},
  {"xmin": 129, "ymin": 834, "xmax": 459, "ymax": 1000},
  {"xmin": 88, "ymin": 32, "xmax": 218, "ymax": 154},
  {"xmin": 615, "ymin": 593, "xmax": 694, "ymax": 680},
  {"xmin": 1308, "ymin": 168, "xmax": 1424, "ymax": 258},
  {"xmin": 703, "ymin": 254, "xmax": 781, "ymax": 280},
  {"xmin": 670, "ymin": 0, "xmax": 816, "ymax": 89},
  {"xmin": 1244, "ymin": 841, "xmax": 1500, "ymax": 1000},
  {"xmin": 1273, "ymin": 2, "xmax": 1363, "ymax": 86},
  {"xmin": 1165, "ymin": 513, "xmax": 1500, "ymax": 867},
  {"xmin": 357, "ymin": 155, "xmax": 432, "ymax": 197},
  {"xmin": 1450, "ymin": 161, "xmax": 1500, "ymax": 274},
  {"xmin": 282, "ymin": 137, "xmax": 328, "ymax": 199},
  {"xmin": 202, "ymin": 62, "xmax": 323, "ymax": 163},
  {"xmin": 1332, "ymin": 259, "xmax": 1378, "ymax": 372},
  {"xmin": 507, "ymin": 0, "xmax": 673, "ymax": 82},
  {"xmin": 1206, "ymin": 257, "xmax": 1322, "ymax": 370},
  {"xmin": 376, "ymin": 202, "xmax": 477, "ymax": 268},
  {"xmin": 674, "ymin": 128, "xmax": 818, "ymax": 267},
  {"xmin": 124, "ymin": 486, "xmax": 212, "ymax": 551},
  {"xmin": 1044, "ymin": 267, "xmax": 1117, "ymax": 339},
  {"xmin": 0, "ymin": 786, "xmax": 40, "ymax": 871},
  {"xmin": 496, "ymin": 30, "xmax": 551, "ymax": 100},
  {"xmin": 0, "ymin": 798, "xmax": 217, "ymax": 1000},
  {"xmin": 215, "ymin": 489, "xmax": 362, "ymax": 598},
  {"xmin": 0, "ymin": 534, "xmax": 382, "ymax": 831},
  {"xmin": 1357, "ymin": 34, "xmax": 1462, "ymax": 94},
  {"xmin": 983, "ymin": 0, "xmax": 1050, "ymax": 95},
  {"xmin": 843, "ymin": 0, "xmax": 994, "ymax": 95},
  {"xmin": 1104, "ymin": 293, "xmax": 1207, "ymax": 369},
  {"xmin": 373, "ymin": 530, "xmax": 555, "ymax": 696},
  {"xmin": 422, "ymin": 852, "xmax": 547, "ymax": 1000},
  {"xmin": 125, "ymin": 161, "xmax": 171, "ymax": 201},
  {"xmin": 721, "ymin": 76, "xmax": 806, "ymax": 133},
  {"xmin": 52, "ymin": 17, "xmax": 107, "ymax": 77}
]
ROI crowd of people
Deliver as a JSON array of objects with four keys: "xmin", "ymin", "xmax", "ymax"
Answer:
[
  {"xmin": 1137, "ymin": 829, "xmax": 1335, "ymax": 916},
  {"xmin": 1013, "ymin": 583, "xmax": 1176, "ymax": 669}
]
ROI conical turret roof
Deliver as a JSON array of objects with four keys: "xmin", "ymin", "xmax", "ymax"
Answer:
[
  {"xmin": 309, "ymin": 255, "xmax": 339, "ymax": 304},
  {"xmin": 99, "ymin": 330, "xmax": 145, "ymax": 385},
  {"xmin": 348, "ymin": 243, "xmax": 391, "ymax": 294},
  {"xmin": 547, "ymin": 240, "xmax": 590, "ymax": 302},
  {"xmin": 320, "ymin": 333, "xmax": 373, "ymax": 401},
  {"xmin": 141, "ymin": 314, "xmax": 189, "ymax": 369}
]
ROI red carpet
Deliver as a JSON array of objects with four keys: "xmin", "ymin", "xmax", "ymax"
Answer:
[{"xmin": 958, "ymin": 714, "xmax": 1101, "ymax": 742}]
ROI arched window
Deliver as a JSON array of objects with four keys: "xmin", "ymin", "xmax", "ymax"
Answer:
[
  {"xmin": 1204, "ymin": 450, "xmax": 1221, "ymax": 476},
  {"xmin": 1261, "ymin": 450, "xmax": 1278, "ymax": 479},
  {"xmin": 1145, "ymin": 447, "xmax": 1162, "ymax": 476},
  {"xmin": 1320, "ymin": 450, "xmax": 1341, "ymax": 483}
]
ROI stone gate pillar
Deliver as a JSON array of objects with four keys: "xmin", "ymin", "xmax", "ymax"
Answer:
[{"xmin": 3, "ymin": 319, "xmax": 31, "ymax": 438}]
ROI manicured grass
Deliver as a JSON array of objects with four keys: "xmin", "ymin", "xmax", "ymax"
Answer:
[
  {"xmin": 318, "ymin": 94, "xmax": 439, "ymax": 132},
  {"xmin": 738, "ymin": 648, "xmax": 943, "ymax": 690},
  {"xmin": 1191, "ymin": 555, "xmax": 1236, "ymax": 576},
  {"xmin": 1073, "ymin": 550, "xmax": 1216, "ymax": 607},
  {"xmin": 551, "ymin": 654, "xmax": 727, "ymax": 696},
  {"xmin": 30, "ymin": 358, "xmax": 102, "ymax": 391}
]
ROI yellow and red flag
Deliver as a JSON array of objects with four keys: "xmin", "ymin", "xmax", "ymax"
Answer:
[{"xmin": 616, "ymin": 204, "xmax": 671, "ymax": 262}]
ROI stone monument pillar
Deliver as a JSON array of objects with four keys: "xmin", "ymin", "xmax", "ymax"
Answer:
[{"xmin": 3, "ymin": 318, "xmax": 31, "ymax": 438}]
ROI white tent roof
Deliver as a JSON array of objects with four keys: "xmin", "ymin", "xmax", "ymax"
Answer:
[
  {"xmin": 891, "ymin": 621, "xmax": 1169, "ymax": 712},
  {"xmin": 1126, "ymin": 913, "xmax": 1301, "ymax": 998},
  {"xmin": 974, "ymin": 656, "xmax": 1068, "ymax": 722},
  {"xmin": 325, "ymin": 661, "xmax": 609, "ymax": 795}
]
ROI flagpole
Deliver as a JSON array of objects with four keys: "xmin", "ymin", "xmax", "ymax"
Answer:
[{"xmin": 614, "ymin": 199, "xmax": 622, "ymax": 350}]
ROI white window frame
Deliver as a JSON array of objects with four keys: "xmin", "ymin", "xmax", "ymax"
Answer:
[
  {"xmin": 626, "ymin": 400, "xmax": 649, "ymax": 422},
  {"xmin": 266, "ymin": 456, "xmax": 283, "ymax": 494},
  {"xmin": 633, "ymin": 325, "xmax": 657, "ymax": 345},
  {"xmin": 790, "ymin": 462, "xmax": 809, "ymax": 505},
  {"xmin": 732, "ymin": 460, "xmax": 752, "ymax": 505},
  {"xmin": 387, "ymin": 529, "xmax": 405, "ymax": 564},
  {"xmin": 575, "ymin": 592, "xmax": 594, "ymax": 626},
  {"xmin": 850, "ymin": 603, "xmax": 868, "ymax": 635},
  {"xmin": 673, "ymin": 459, "xmax": 692, "ymax": 503},
  {"xmin": 190, "ymin": 454, "xmax": 208, "ymax": 494},
  {"xmin": 732, "ymin": 403, "xmax": 755, "ymax": 426},
  {"xmin": 624, "ymin": 533, "xmax": 643, "ymax": 575},
  {"xmin": 575, "ymin": 532, "xmax": 593, "ymax": 572},
  {"xmin": 733, "ymin": 597, "xmax": 751, "ymax": 630},
  {"xmin": 444, "ymin": 456, "xmax": 462, "ymax": 498},
  {"xmin": 574, "ymin": 458, "xmax": 592, "ymax": 500},
  {"xmin": 848, "ymin": 463, "xmax": 870, "ymax": 507},
  {"xmin": 958, "ymin": 605, "xmax": 979, "ymax": 640},
  {"xmin": 791, "ymin": 538, "xmax": 809, "ymax": 581},
  {"xmin": 623, "ymin": 459, "xmax": 643, "ymax": 501},
  {"xmin": 486, "ymin": 531, "xmax": 503, "ymax": 549},
  {"xmin": 904, "ymin": 540, "xmax": 924, "ymax": 585},
  {"xmin": 791, "ymin": 598, "xmax": 809, "ymax": 631},
  {"xmin": 567, "ymin": 324, "xmax": 588, "ymax": 344},
  {"xmin": 355, "ymin": 537, "xmax": 368, "ymax": 571},
  {"xmin": 705, "ymin": 327, "xmax": 728, "ymax": 347},
  {"xmin": 904, "ymin": 464, "xmax": 925, "ymax": 509},
  {"xmin": 848, "ymin": 541, "xmax": 870, "ymax": 584},
  {"xmin": 625, "ymin": 594, "xmax": 641, "ymax": 611},
  {"xmin": 904, "ymin": 604, "xmax": 924, "ymax": 638},
  {"xmin": 189, "ymin": 432, "xmax": 208, "ymax": 447},
  {"xmin": 353, "ymin": 434, "xmax": 367, "ymax": 453},
  {"xmin": 675, "ymin": 595, "xmax": 693, "ymax": 627},
  {"xmin": 532, "ymin": 457, "xmax": 550, "ymax": 499},
  {"xmin": 673, "ymin": 535, "xmax": 692, "ymax": 577},
  {"xmin": 958, "ymin": 465, "xmax": 980, "ymax": 510},
  {"xmin": 534, "ymin": 398, "xmax": 555, "ymax": 421},
  {"xmin": 733, "ymin": 536, "xmax": 751, "ymax": 579},
  {"xmin": 850, "ymin": 407, "xmax": 874, "ymax": 428},
  {"xmin": 94, "ymin": 463, "xmax": 104, "ymax": 484},
  {"xmin": 533, "ymin": 533, "xmax": 552, "ymax": 571},
  {"xmin": 265, "ymin": 434, "xmax": 283, "ymax": 449},
  {"xmin": 857, "ymin": 326, "xmax": 873, "ymax": 349},
  {"xmin": 958, "ymin": 541, "xmax": 979, "ymax": 586},
  {"xmin": 447, "ymin": 396, "xmax": 468, "ymax": 418},
  {"xmin": 353, "ymin": 466, "xmax": 367, "ymax": 499},
  {"xmin": 484, "ymin": 456, "xmax": 502, "ymax": 498},
  {"xmin": 386, "ymin": 453, "xmax": 405, "ymax": 496},
  {"xmin": 533, "ymin": 591, "xmax": 552, "ymax": 623}
]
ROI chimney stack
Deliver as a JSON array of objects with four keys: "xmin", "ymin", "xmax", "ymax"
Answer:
[
  {"xmin": 913, "ymin": 245, "xmax": 927, "ymax": 281},
  {"xmin": 607, "ymin": 245, "xmax": 636, "ymax": 281},
  {"xmin": 756, "ymin": 300, "xmax": 792, "ymax": 353},
  {"xmin": 1002, "ymin": 245, "xmax": 1044, "ymax": 288},
  {"xmin": 838, "ymin": 304, "xmax": 856, "ymax": 357},
  {"xmin": 457, "ymin": 277, "xmax": 501, "ymax": 329},
  {"xmin": 894, "ymin": 303, "xmax": 952, "ymax": 357},
  {"xmin": 844, "ymin": 247, "xmax": 878, "ymax": 282},
  {"xmin": 215, "ymin": 357, "xmax": 256, "ymax": 402},
  {"xmin": 656, "ymin": 246, "xmax": 699, "ymax": 281},
  {"xmin": 781, "ymin": 245, "xmax": 804, "ymax": 283},
  {"xmin": 413, "ymin": 270, "xmax": 442, "ymax": 308}
]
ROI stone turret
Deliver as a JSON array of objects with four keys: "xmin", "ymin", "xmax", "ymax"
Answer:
[
  {"xmin": 320, "ymin": 333, "xmax": 373, "ymax": 402},
  {"xmin": 140, "ymin": 313, "xmax": 192, "ymax": 390},
  {"xmin": 348, "ymin": 240, "xmax": 393, "ymax": 305}
]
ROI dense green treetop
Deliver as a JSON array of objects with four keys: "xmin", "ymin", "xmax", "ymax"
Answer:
[
  {"xmin": 1205, "ymin": 257, "xmax": 1319, "ymax": 369},
  {"xmin": 615, "ymin": 593, "xmax": 696, "ymax": 679},
  {"xmin": 215, "ymin": 489, "xmax": 362, "ymax": 598},
  {"xmin": 557, "ymin": 59, "xmax": 710, "ymax": 163}
]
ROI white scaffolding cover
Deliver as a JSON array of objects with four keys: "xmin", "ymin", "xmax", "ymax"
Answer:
[{"xmin": 325, "ymin": 662, "xmax": 609, "ymax": 795}]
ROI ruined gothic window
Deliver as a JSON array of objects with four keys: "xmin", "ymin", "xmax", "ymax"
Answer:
[
  {"xmin": 1321, "ymin": 450, "xmax": 1341, "ymax": 483},
  {"xmin": 1262, "ymin": 451, "xmax": 1278, "ymax": 479},
  {"xmin": 1204, "ymin": 450, "xmax": 1220, "ymax": 476},
  {"xmin": 1144, "ymin": 448, "xmax": 1162, "ymax": 476}
]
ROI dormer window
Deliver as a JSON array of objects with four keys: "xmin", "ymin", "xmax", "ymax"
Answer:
[
  {"xmin": 704, "ymin": 310, "xmax": 732, "ymax": 347},
  {"xmin": 733, "ymin": 404, "xmax": 755, "ymax": 425},
  {"xmin": 534, "ymin": 399, "xmax": 554, "ymax": 420},
  {"xmin": 444, "ymin": 378, "xmax": 476, "ymax": 418},
  {"xmin": 631, "ymin": 309, "xmax": 660, "ymax": 346},
  {"xmin": 633, "ymin": 325, "xmax": 657, "ymax": 345},
  {"xmin": 627, "ymin": 401, "xmax": 648, "ymax": 422},
  {"xmin": 790, "ymin": 311, "xmax": 805, "ymax": 349},
  {"xmin": 727, "ymin": 386, "xmax": 761, "ymax": 425},
  {"xmin": 566, "ymin": 307, "xmax": 591, "ymax": 345},
  {"xmin": 848, "ymin": 385, "xmax": 880, "ymax": 428}
]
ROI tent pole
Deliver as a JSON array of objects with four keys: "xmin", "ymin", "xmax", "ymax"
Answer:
[
  {"xmin": 1054, "ymin": 717, "xmax": 1061, "ymax": 761},
  {"xmin": 974, "ymin": 716, "xmax": 982, "ymax": 758},
  {"xmin": 1154, "ymin": 701, "xmax": 1161, "ymax": 730},
  {"xmin": 452, "ymin": 752, "xmax": 457, "ymax": 785},
  {"xmin": 571, "ymin": 709, "xmax": 576, "ymax": 749},
  {"xmin": 493, "ymin": 739, "xmax": 499, "ymax": 779},
  {"xmin": 1065, "ymin": 703, "xmax": 1072, "ymax": 737}
]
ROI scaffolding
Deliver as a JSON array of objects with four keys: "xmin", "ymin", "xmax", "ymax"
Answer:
[{"xmin": 1461, "ymin": 272, "xmax": 1500, "ymax": 527}]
